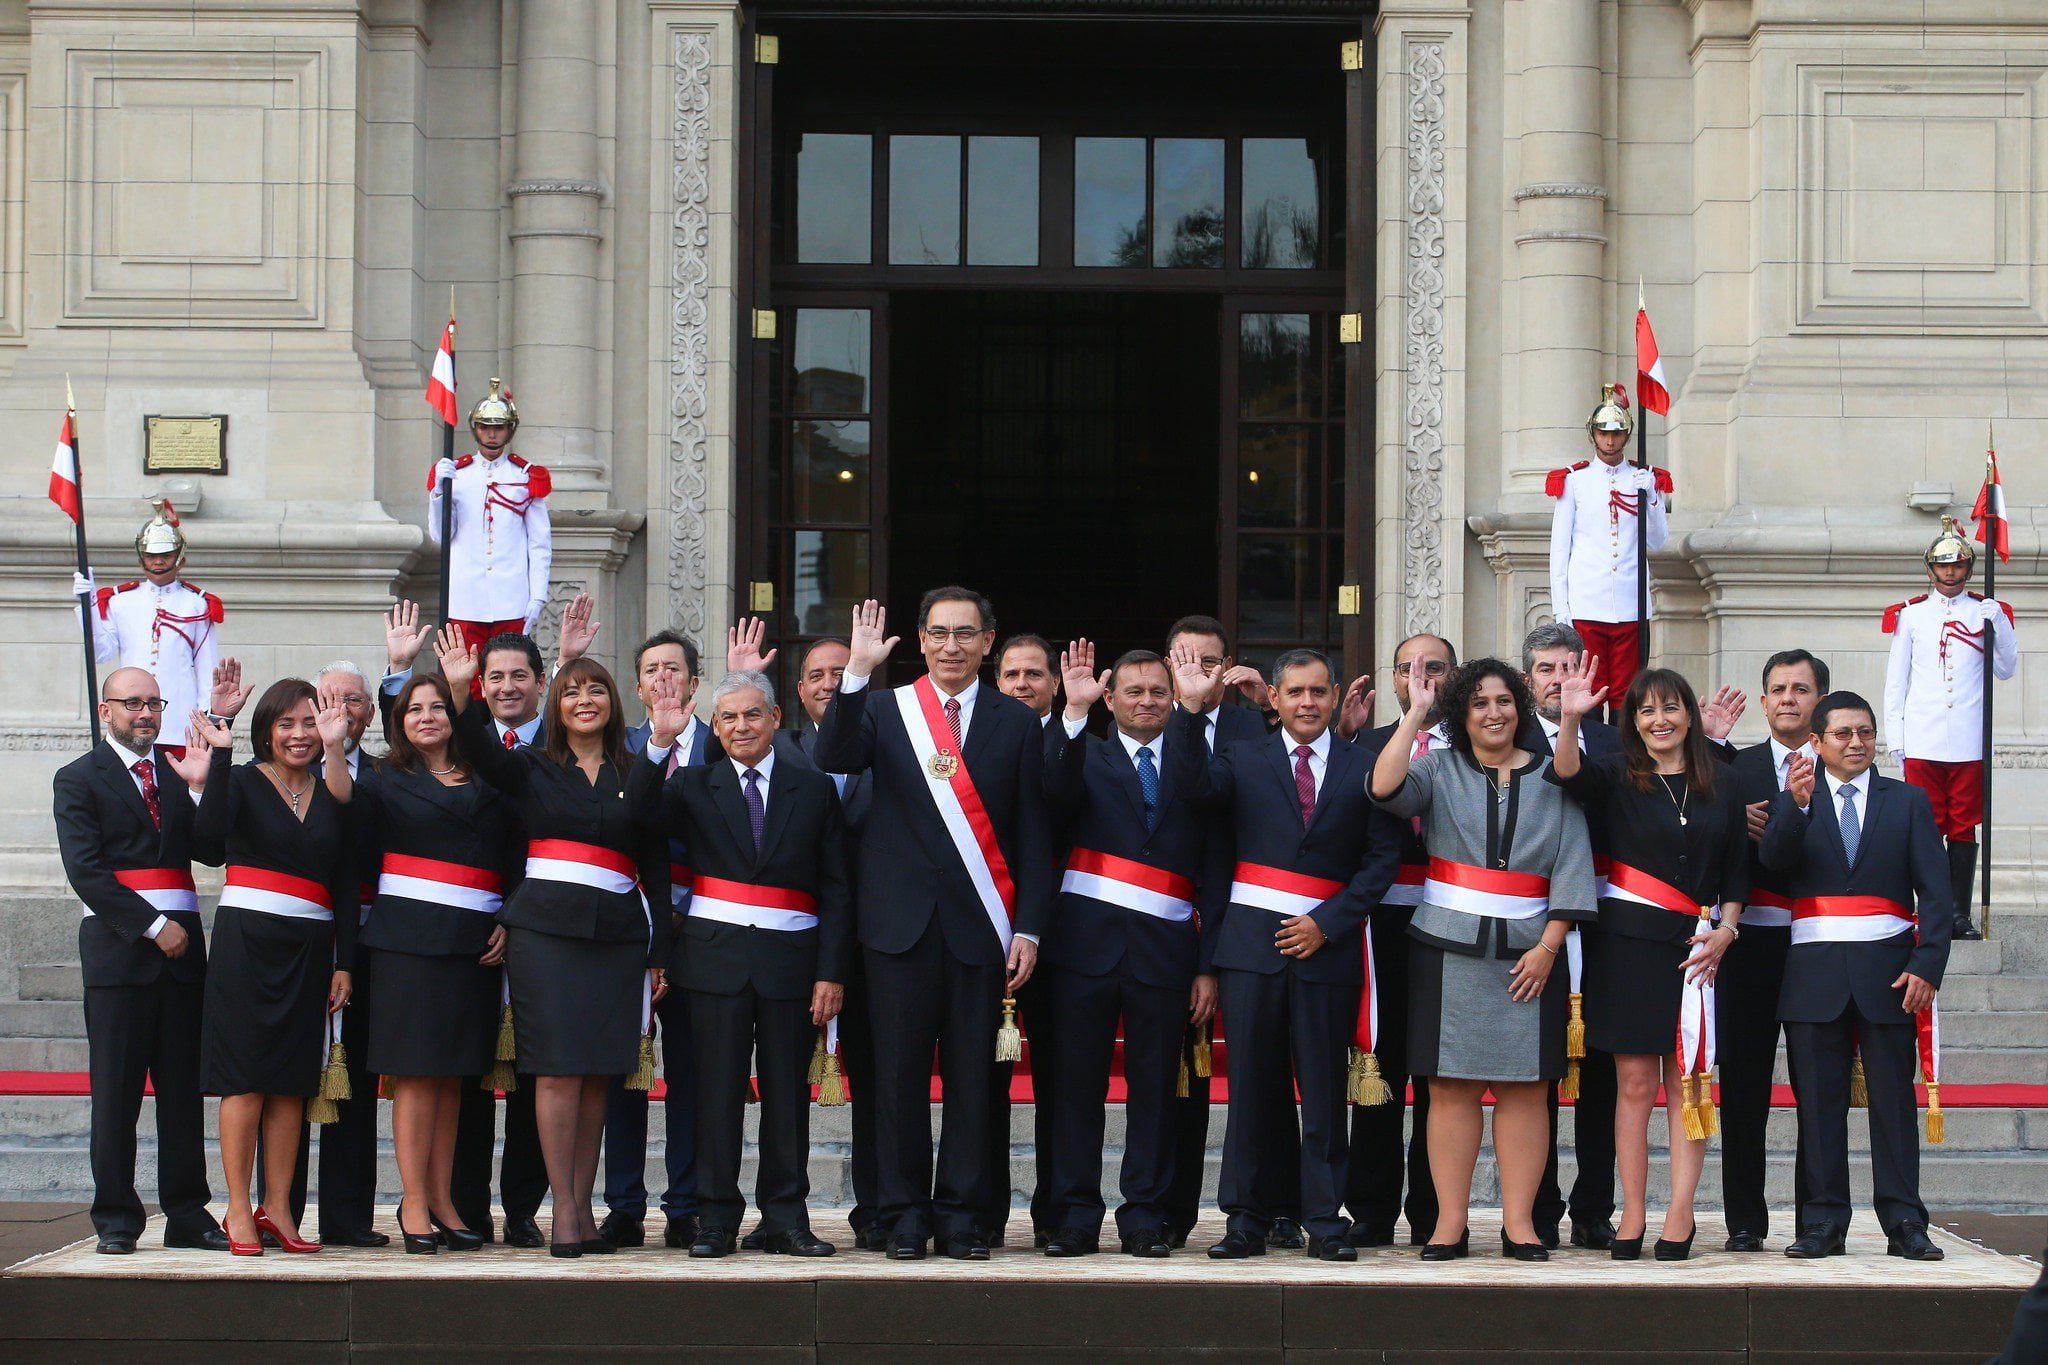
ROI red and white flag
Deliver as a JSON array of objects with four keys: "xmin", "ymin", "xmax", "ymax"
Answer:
[
  {"xmin": 1972, "ymin": 441, "xmax": 2010, "ymax": 564},
  {"xmin": 48, "ymin": 407, "xmax": 80, "ymax": 525},
  {"xmin": 424, "ymin": 317, "xmax": 457, "ymax": 426},
  {"xmin": 1635, "ymin": 295, "xmax": 1670, "ymax": 416}
]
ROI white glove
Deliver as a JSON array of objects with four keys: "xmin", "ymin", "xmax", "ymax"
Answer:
[
  {"xmin": 1889, "ymin": 748, "xmax": 1905, "ymax": 768},
  {"xmin": 435, "ymin": 456, "xmax": 458, "ymax": 488},
  {"xmin": 71, "ymin": 571, "xmax": 96, "ymax": 599}
]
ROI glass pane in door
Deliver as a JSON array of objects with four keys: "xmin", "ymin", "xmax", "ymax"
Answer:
[
  {"xmin": 967, "ymin": 136, "xmax": 1040, "ymax": 266},
  {"xmin": 889, "ymin": 135, "xmax": 962, "ymax": 265},
  {"xmin": 1074, "ymin": 137, "xmax": 1146, "ymax": 267},
  {"xmin": 792, "ymin": 529, "xmax": 871, "ymax": 635},
  {"xmin": 1239, "ymin": 313, "xmax": 1318, "ymax": 418},
  {"xmin": 793, "ymin": 309, "xmax": 872, "ymax": 412},
  {"xmin": 1242, "ymin": 138, "xmax": 1320, "ymax": 269},
  {"xmin": 797, "ymin": 133, "xmax": 872, "ymax": 263},
  {"xmin": 1153, "ymin": 138, "xmax": 1224, "ymax": 268}
]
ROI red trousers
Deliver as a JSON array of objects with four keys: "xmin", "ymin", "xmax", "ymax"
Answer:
[
  {"xmin": 450, "ymin": 618, "xmax": 527, "ymax": 697},
  {"xmin": 1572, "ymin": 619, "xmax": 1646, "ymax": 710},
  {"xmin": 1902, "ymin": 758, "xmax": 1983, "ymax": 842}
]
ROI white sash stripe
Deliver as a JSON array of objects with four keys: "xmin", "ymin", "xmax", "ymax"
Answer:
[
  {"xmin": 81, "ymin": 885, "xmax": 199, "ymax": 920},
  {"xmin": 1792, "ymin": 917, "xmax": 1915, "ymax": 945},
  {"xmin": 1381, "ymin": 882, "xmax": 1424, "ymax": 907},
  {"xmin": 892, "ymin": 685, "xmax": 1013, "ymax": 953},
  {"xmin": 1061, "ymin": 868, "xmax": 1194, "ymax": 922},
  {"xmin": 377, "ymin": 872, "xmax": 503, "ymax": 915},
  {"xmin": 1740, "ymin": 904, "xmax": 1792, "ymax": 928},
  {"xmin": 1229, "ymin": 879, "xmax": 1323, "ymax": 918},
  {"xmin": 525, "ymin": 857, "xmax": 637, "ymax": 895},
  {"xmin": 689, "ymin": 895, "xmax": 817, "ymax": 933},
  {"xmin": 218, "ymin": 885, "xmax": 333, "ymax": 922},
  {"xmin": 1607, "ymin": 883, "xmax": 1693, "ymax": 916},
  {"xmin": 1421, "ymin": 878, "xmax": 1549, "ymax": 921}
]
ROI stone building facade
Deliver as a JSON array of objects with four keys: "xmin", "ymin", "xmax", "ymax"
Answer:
[{"xmin": 0, "ymin": 0, "xmax": 2044, "ymax": 919}]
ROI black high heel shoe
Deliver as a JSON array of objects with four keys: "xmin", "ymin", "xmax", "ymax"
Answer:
[
  {"xmin": 1609, "ymin": 1234, "xmax": 1644, "ymax": 1261},
  {"xmin": 430, "ymin": 1213, "xmax": 484, "ymax": 1252},
  {"xmin": 1419, "ymin": 1230, "xmax": 1469, "ymax": 1261},
  {"xmin": 1654, "ymin": 1225, "xmax": 1697, "ymax": 1262},
  {"xmin": 397, "ymin": 1201, "xmax": 438, "ymax": 1256},
  {"xmin": 1500, "ymin": 1230, "xmax": 1549, "ymax": 1262},
  {"xmin": 549, "ymin": 1240, "xmax": 583, "ymax": 1259}
]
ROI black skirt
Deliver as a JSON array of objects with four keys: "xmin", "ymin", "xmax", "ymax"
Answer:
[
  {"xmin": 505, "ymin": 926, "xmax": 645, "ymax": 1077},
  {"xmin": 363, "ymin": 946, "xmax": 500, "ymax": 1077},
  {"xmin": 201, "ymin": 906, "xmax": 334, "ymax": 1097},
  {"xmin": 1582, "ymin": 926, "xmax": 1691, "ymax": 1057}
]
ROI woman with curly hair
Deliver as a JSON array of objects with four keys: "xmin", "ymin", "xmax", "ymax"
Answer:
[{"xmin": 1370, "ymin": 658, "xmax": 1597, "ymax": 1262}]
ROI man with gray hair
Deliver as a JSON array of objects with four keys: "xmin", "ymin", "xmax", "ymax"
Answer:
[{"xmin": 634, "ymin": 666, "xmax": 853, "ymax": 1256}]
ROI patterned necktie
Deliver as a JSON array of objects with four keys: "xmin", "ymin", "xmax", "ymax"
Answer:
[
  {"xmin": 743, "ymin": 768, "xmax": 765, "ymax": 850},
  {"xmin": 944, "ymin": 696, "xmax": 962, "ymax": 749},
  {"xmin": 1293, "ymin": 744, "xmax": 1316, "ymax": 828},
  {"xmin": 502, "ymin": 728, "xmax": 519, "ymax": 750},
  {"xmin": 132, "ymin": 757, "xmax": 161, "ymax": 829},
  {"xmin": 1136, "ymin": 745, "xmax": 1159, "ymax": 832},
  {"xmin": 1838, "ymin": 784, "xmax": 1861, "ymax": 866}
]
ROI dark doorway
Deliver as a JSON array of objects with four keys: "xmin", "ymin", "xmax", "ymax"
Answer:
[{"xmin": 887, "ymin": 291, "xmax": 1219, "ymax": 657}]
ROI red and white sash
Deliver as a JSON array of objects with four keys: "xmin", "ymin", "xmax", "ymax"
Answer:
[
  {"xmin": 1382, "ymin": 862, "xmax": 1426, "ymax": 908},
  {"xmin": 893, "ymin": 678, "xmax": 1017, "ymax": 951},
  {"xmin": 689, "ymin": 874, "xmax": 819, "ymax": 932},
  {"xmin": 1062, "ymin": 848, "xmax": 1196, "ymax": 923},
  {"xmin": 377, "ymin": 853, "xmax": 505, "ymax": 915},
  {"xmin": 1739, "ymin": 887, "xmax": 1793, "ymax": 929},
  {"xmin": 85, "ymin": 866, "xmax": 200, "ymax": 920},
  {"xmin": 669, "ymin": 860, "xmax": 695, "ymax": 908},
  {"xmin": 1605, "ymin": 862, "xmax": 1704, "ymax": 918},
  {"xmin": 526, "ymin": 839, "xmax": 639, "ymax": 895},
  {"xmin": 1421, "ymin": 858, "xmax": 1550, "ymax": 921},
  {"xmin": 1791, "ymin": 894, "xmax": 1915, "ymax": 945},
  {"xmin": 1229, "ymin": 862, "xmax": 1345, "ymax": 918},
  {"xmin": 1678, "ymin": 921, "xmax": 1717, "ymax": 1072},
  {"xmin": 219, "ymin": 866, "xmax": 333, "ymax": 921}
]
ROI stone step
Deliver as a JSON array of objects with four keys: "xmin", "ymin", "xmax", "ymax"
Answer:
[
  {"xmin": 18, "ymin": 964, "xmax": 82, "ymax": 1001},
  {"xmin": 1935, "ymin": 1010, "xmax": 2048, "ymax": 1049},
  {"xmin": 1938, "ymin": 1048, "xmax": 2048, "ymax": 1085},
  {"xmin": 1936, "ymin": 974, "xmax": 2048, "ymax": 1011},
  {"xmin": 0, "ymin": 999, "xmax": 85, "ymax": 1038},
  {"xmin": 0, "ymin": 1037, "xmax": 86, "ymax": 1070},
  {"xmin": 1947, "ymin": 938, "xmax": 2004, "ymax": 975}
]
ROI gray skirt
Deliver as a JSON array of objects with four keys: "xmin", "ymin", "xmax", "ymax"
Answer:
[{"xmin": 1407, "ymin": 939, "xmax": 1567, "ymax": 1082}]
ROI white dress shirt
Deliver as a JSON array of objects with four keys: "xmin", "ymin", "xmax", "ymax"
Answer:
[
  {"xmin": 840, "ymin": 671, "xmax": 980, "ymax": 739},
  {"xmin": 1537, "ymin": 713, "xmax": 1588, "ymax": 754},
  {"xmin": 1285, "ymin": 727, "xmax": 1333, "ymax": 802},
  {"xmin": 105, "ymin": 737, "xmax": 172, "ymax": 941},
  {"xmin": 731, "ymin": 746, "xmax": 777, "ymax": 817}
]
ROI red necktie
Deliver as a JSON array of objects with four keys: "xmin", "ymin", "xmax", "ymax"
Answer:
[
  {"xmin": 502, "ymin": 728, "xmax": 519, "ymax": 750},
  {"xmin": 132, "ymin": 757, "xmax": 161, "ymax": 829},
  {"xmin": 944, "ymin": 697, "xmax": 962, "ymax": 749},
  {"xmin": 1293, "ymin": 744, "xmax": 1316, "ymax": 827}
]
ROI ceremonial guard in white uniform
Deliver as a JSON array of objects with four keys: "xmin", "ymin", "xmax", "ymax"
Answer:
[
  {"xmin": 428, "ymin": 378, "xmax": 553, "ymax": 648},
  {"xmin": 1547, "ymin": 387, "xmax": 1671, "ymax": 708},
  {"xmin": 78, "ymin": 500, "xmax": 222, "ymax": 746},
  {"xmin": 1882, "ymin": 516, "xmax": 2017, "ymax": 939}
]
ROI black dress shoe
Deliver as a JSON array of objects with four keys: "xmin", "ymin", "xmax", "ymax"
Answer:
[
  {"xmin": 1953, "ymin": 918, "xmax": 1983, "ymax": 941},
  {"xmin": 1569, "ymin": 1218, "xmax": 1615, "ymax": 1250},
  {"xmin": 597, "ymin": 1212, "xmax": 644, "ymax": 1248},
  {"xmin": 1785, "ymin": 1222, "xmax": 1847, "ymax": 1259},
  {"xmin": 1266, "ymin": 1217, "xmax": 1306, "ymax": 1250},
  {"xmin": 505, "ymin": 1216, "xmax": 545, "ymax": 1249},
  {"xmin": 664, "ymin": 1215, "xmax": 698, "ymax": 1249},
  {"xmin": 763, "ymin": 1227, "xmax": 837, "ymax": 1257},
  {"xmin": 1043, "ymin": 1229, "xmax": 1100, "ymax": 1257},
  {"xmin": 95, "ymin": 1235, "xmax": 136, "ymax": 1255},
  {"xmin": 689, "ymin": 1226, "xmax": 738, "ymax": 1258},
  {"xmin": 1165, "ymin": 1224, "xmax": 1191, "ymax": 1250},
  {"xmin": 1419, "ymin": 1230, "xmax": 1469, "ymax": 1261},
  {"xmin": 737, "ymin": 1225, "xmax": 765, "ymax": 1251},
  {"xmin": 858, "ymin": 1224, "xmax": 889, "ymax": 1253},
  {"xmin": 1207, "ymin": 1230, "xmax": 1266, "ymax": 1259},
  {"xmin": 1348, "ymin": 1224, "xmax": 1397, "ymax": 1249},
  {"xmin": 1307, "ymin": 1234, "xmax": 1357, "ymax": 1262},
  {"xmin": 941, "ymin": 1234, "xmax": 992, "ymax": 1261},
  {"xmin": 323, "ymin": 1228, "xmax": 391, "ymax": 1248},
  {"xmin": 1654, "ymin": 1225, "xmax": 1697, "ymax": 1262},
  {"xmin": 1119, "ymin": 1227, "xmax": 1172, "ymax": 1258},
  {"xmin": 163, "ymin": 1227, "xmax": 230, "ymax": 1252},
  {"xmin": 1724, "ymin": 1231, "xmax": 1765, "ymax": 1252},
  {"xmin": 887, "ymin": 1234, "xmax": 928, "ymax": 1260},
  {"xmin": 430, "ymin": 1214, "xmax": 484, "ymax": 1251},
  {"xmin": 1887, "ymin": 1223, "xmax": 1945, "ymax": 1261},
  {"xmin": 1500, "ymin": 1230, "xmax": 1550, "ymax": 1261}
]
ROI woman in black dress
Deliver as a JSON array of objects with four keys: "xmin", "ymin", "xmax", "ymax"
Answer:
[
  {"xmin": 439, "ymin": 628, "xmax": 670, "ymax": 1258},
  {"xmin": 193, "ymin": 675, "xmax": 358, "ymax": 1256},
  {"xmin": 1549, "ymin": 659, "xmax": 1748, "ymax": 1262},
  {"xmin": 325, "ymin": 671, "xmax": 519, "ymax": 1254}
]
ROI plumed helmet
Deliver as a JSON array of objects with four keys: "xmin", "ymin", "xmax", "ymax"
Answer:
[
  {"xmin": 1926, "ymin": 514, "xmax": 1976, "ymax": 568},
  {"xmin": 1587, "ymin": 382, "xmax": 1634, "ymax": 436},
  {"xmin": 134, "ymin": 497, "xmax": 185, "ymax": 559},
  {"xmin": 468, "ymin": 377, "xmax": 519, "ymax": 433}
]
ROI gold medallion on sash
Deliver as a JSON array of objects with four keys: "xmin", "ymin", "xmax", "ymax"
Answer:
[{"xmin": 928, "ymin": 750, "xmax": 959, "ymax": 779}]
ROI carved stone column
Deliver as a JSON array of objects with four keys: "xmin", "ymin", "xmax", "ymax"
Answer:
[{"xmin": 508, "ymin": 0, "xmax": 607, "ymax": 492}]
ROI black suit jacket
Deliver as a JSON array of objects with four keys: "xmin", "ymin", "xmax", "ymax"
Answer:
[
  {"xmin": 54, "ymin": 744, "xmax": 215, "ymax": 989},
  {"xmin": 1522, "ymin": 715, "xmax": 1622, "ymax": 759},
  {"xmin": 797, "ymin": 724, "xmax": 871, "ymax": 836},
  {"xmin": 813, "ymin": 678, "xmax": 1053, "ymax": 965},
  {"xmin": 1759, "ymin": 772, "xmax": 1953, "ymax": 1023},
  {"xmin": 1174, "ymin": 716, "xmax": 1403, "ymax": 984},
  {"xmin": 1728, "ymin": 742, "xmax": 1793, "ymax": 905},
  {"xmin": 1042, "ymin": 723, "xmax": 1230, "ymax": 985},
  {"xmin": 632, "ymin": 753, "xmax": 853, "ymax": 999}
]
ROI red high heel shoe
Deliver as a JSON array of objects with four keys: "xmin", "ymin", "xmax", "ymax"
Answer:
[
  {"xmin": 227, "ymin": 1215, "xmax": 263, "ymax": 1257},
  {"xmin": 253, "ymin": 1206, "xmax": 322, "ymax": 1253}
]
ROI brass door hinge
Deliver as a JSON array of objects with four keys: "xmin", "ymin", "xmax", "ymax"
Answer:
[
  {"xmin": 1337, "ymin": 584, "xmax": 1362, "ymax": 616},
  {"xmin": 751, "ymin": 309, "xmax": 778, "ymax": 340},
  {"xmin": 748, "ymin": 582, "xmax": 775, "ymax": 613},
  {"xmin": 1339, "ymin": 312, "xmax": 1364, "ymax": 344},
  {"xmin": 1340, "ymin": 40, "xmax": 1364, "ymax": 71},
  {"xmin": 756, "ymin": 35, "xmax": 780, "ymax": 64}
]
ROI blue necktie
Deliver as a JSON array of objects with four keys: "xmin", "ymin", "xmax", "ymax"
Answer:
[
  {"xmin": 743, "ymin": 768, "xmax": 765, "ymax": 851},
  {"xmin": 1838, "ymin": 784, "xmax": 1861, "ymax": 866},
  {"xmin": 1136, "ymin": 745, "xmax": 1159, "ymax": 832}
]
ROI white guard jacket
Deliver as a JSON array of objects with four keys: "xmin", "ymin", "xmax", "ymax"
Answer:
[
  {"xmin": 90, "ymin": 579, "xmax": 221, "ymax": 732},
  {"xmin": 1882, "ymin": 590, "xmax": 2018, "ymax": 762},
  {"xmin": 427, "ymin": 451, "xmax": 552, "ymax": 630},
  {"xmin": 1547, "ymin": 458, "xmax": 1671, "ymax": 625}
]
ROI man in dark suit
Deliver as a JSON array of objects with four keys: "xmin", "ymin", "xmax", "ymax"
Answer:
[
  {"xmin": 1039, "ymin": 644, "xmax": 1227, "ymax": 1256},
  {"xmin": 1716, "ymin": 647, "xmax": 1827, "ymax": 1250},
  {"xmin": 1170, "ymin": 645, "xmax": 1404, "ymax": 1261},
  {"xmin": 1336, "ymin": 630, "xmax": 1456, "ymax": 1247},
  {"xmin": 813, "ymin": 589, "xmax": 1053, "ymax": 1261},
  {"xmin": 1761, "ymin": 690, "xmax": 1953, "ymax": 1261},
  {"xmin": 636, "ymin": 668, "xmax": 851, "ymax": 1256},
  {"xmin": 53, "ymin": 666, "xmax": 229, "ymax": 1254},
  {"xmin": 1519, "ymin": 622, "xmax": 1621, "ymax": 1249}
]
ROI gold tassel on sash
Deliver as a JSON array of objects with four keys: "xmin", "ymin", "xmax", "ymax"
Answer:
[
  {"xmin": 1347, "ymin": 1048, "xmax": 1392, "ymax": 1106},
  {"xmin": 1848, "ymin": 1056, "xmax": 1869, "ymax": 1109},
  {"xmin": 495, "ymin": 1002, "xmax": 517, "ymax": 1064},
  {"xmin": 626, "ymin": 1032, "xmax": 656, "ymax": 1092},
  {"xmin": 1176, "ymin": 1045, "xmax": 1190, "ymax": 1099},
  {"xmin": 808, "ymin": 1032, "xmax": 827, "ymax": 1086},
  {"xmin": 320, "ymin": 1041, "xmax": 352, "ymax": 1104},
  {"xmin": 818, "ymin": 1049, "xmax": 847, "ymax": 1107},
  {"xmin": 1192, "ymin": 1022, "xmax": 1213, "ymax": 1078},
  {"xmin": 995, "ymin": 996, "xmax": 1022, "ymax": 1062},
  {"xmin": 306, "ymin": 1094, "xmax": 340, "ymax": 1125},
  {"xmin": 481, "ymin": 1057, "xmax": 517, "ymax": 1094},
  {"xmin": 1679, "ymin": 1069, "xmax": 1705, "ymax": 1141},
  {"xmin": 1924, "ymin": 1078, "xmax": 1945, "ymax": 1144},
  {"xmin": 1566, "ymin": 992, "xmax": 1586, "ymax": 1060},
  {"xmin": 1695, "ymin": 1071, "xmax": 1719, "ymax": 1138},
  {"xmin": 1559, "ymin": 1058, "xmax": 1581, "ymax": 1102}
]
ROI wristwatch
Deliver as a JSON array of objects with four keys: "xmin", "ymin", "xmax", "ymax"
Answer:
[{"xmin": 205, "ymin": 712, "xmax": 233, "ymax": 728}]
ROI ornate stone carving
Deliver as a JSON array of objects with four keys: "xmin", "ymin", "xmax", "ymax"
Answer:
[
  {"xmin": 1402, "ymin": 38, "xmax": 1448, "ymax": 637},
  {"xmin": 0, "ymin": 725, "xmax": 92, "ymax": 752},
  {"xmin": 667, "ymin": 27, "xmax": 714, "ymax": 642},
  {"xmin": 504, "ymin": 178, "xmax": 609, "ymax": 200},
  {"xmin": 530, "ymin": 579, "xmax": 588, "ymax": 657}
]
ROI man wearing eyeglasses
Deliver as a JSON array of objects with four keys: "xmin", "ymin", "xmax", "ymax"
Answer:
[
  {"xmin": 53, "ymin": 666, "xmax": 240, "ymax": 1254},
  {"xmin": 814, "ymin": 588, "xmax": 1053, "ymax": 1261},
  {"xmin": 1761, "ymin": 691, "xmax": 1953, "ymax": 1262}
]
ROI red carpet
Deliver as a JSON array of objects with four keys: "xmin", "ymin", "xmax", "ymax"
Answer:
[{"xmin": 4, "ymin": 1069, "xmax": 2044, "ymax": 1108}]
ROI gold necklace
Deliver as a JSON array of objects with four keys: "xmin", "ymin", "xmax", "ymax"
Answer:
[{"xmin": 1658, "ymin": 770, "xmax": 1690, "ymax": 826}]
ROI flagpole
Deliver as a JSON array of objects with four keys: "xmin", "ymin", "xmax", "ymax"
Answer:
[
  {"xmin": 67, "ymin": 380, "xmax": 101, "ymax": 747},
  {"xmin": 1634, "ymin": 283, "xmax": 1652, "ymax": 672},
  {"xmin": 435, "ymin": 293, "xmax": 456, "ymax": 626},
  {"xmin": 1981, "ymin": 428, "xmax": 1997, "ymax": 937}
]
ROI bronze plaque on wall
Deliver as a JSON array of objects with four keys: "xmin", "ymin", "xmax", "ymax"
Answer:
[{"xmin": 144, "ymin": 415, "xmax": 228, "ymax": 474}]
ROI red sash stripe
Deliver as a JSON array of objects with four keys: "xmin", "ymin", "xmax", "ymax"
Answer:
[
  {"xmin": 1605, "ymin": 862, "xmax": 1702, "ymax": 916},
  {"xmin": 223, "ymin": 865, "xmax": 332, "ymax": 908},
  {"xmin": 112, "ymin": 867, "xmax": 196, "ymax": 893},
  {"xmin": 1793, "ymin": 895, "xmax": 1914, "ymax": 922},
  {"xmin": 380, "ymin": 853, "xmax": 504, "ymax": 894},
  {"xmin": 1425, "ymin": 858, "xmax": 1550, "ymax": 899},
  {"xmin": 1066, "ymin": 848, "xmax": 1197, "ymax": 903},
  {"xmin": 528, "ymin": 838, "xmax": 638, "ymax": 880},
  {"xmin": 1232, "ymin": 861, "xmax": 1346, "ymax": 901},
  {"xmin": 691, "ymin": 875, "xmax": 818, "ymax": 915},
  {"xmin": 912, "ymin": 676, "xmax": 1017, "ymax": 919}
]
